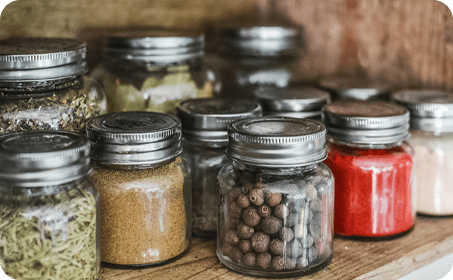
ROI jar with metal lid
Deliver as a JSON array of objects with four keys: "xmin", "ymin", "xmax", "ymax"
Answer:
[
  {"xmin": 0, "ymin": 130, "xmax": 100, "ymax": 279},
  {"xmin": 87, "ymin": 111, "xmax": 191, "ymax": 266},
  {"xmin": 177, "ymin": 98, "xmax": 262, "ymax": 238},
  {"xmin": 392, "ymin": 90, "xmax": 453, "ymax": 216},
  {"xmin": 252, "ymin": 86, "xmax": 330, "ymax": 121},
  {"xmin": 318, "ymin": 77, "xmax": 391, "ymax": 102},
  {"xmin": 90, "ymin": 29, "xmax": 219, "ymax": 115},
  {"xmin": 206, "ymin": 26, "xmax": 302, "ymax": 99},
  {"xmin": 0, "ymin": 37, "xmax": 107, "ymax": 134},
  {"xmin": 323, "ymin": 101, "xmax": 414, "ymax": 238},
  {"xmin": 217, "ymin": 117, "xmax": 334, "ymax": 277}
]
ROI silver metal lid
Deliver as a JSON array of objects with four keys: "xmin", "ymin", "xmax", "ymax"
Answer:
[
  {"xmin": 323, "ymin": 101, "xmax": 410, "ymax": 144},
  {"xmin": 392, "ymin": 90, "xmax": 453, "ymax": 132},
  {"xmin": 176, "ymin": 98, "xmax": 262, "ymax": 143},
  {"xmin": 217, "ymin": 26, "xmax": 302, "ymax": 57},
  {"xmin": 0, "ymin": 37, "xmax": 88, "ymax": 82},
  {"xmin": 0, "ymin": 130, "xmax": 90, "ymax": 187},
  {"xmin": 226, "ymin": 117, "xmax": 327, "ymax": 167},
  {"xmin": 87, "ymin": 111, "xmax": 182, "ymax": 165},
  {"xmin": 318, "ymin": 77, "xmax": 391, "ymax": 101}
]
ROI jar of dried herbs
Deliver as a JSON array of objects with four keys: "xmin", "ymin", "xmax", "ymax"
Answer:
[
  {"xmin": 91, "ymin": 29, "xmax": 220, "ymax": 115},
  {"xmin": 0, "ymin": 130, "xmax": 100, "ymax": 280},
  {"xmin": 177, "ymin": 98, "xmax": 262, "ymax": 238},
  {"xmin": 0, "ymin": 37, "xmax": 107, "ymax": 135},
  {"xmin": 87, "ymin": 111, "xmax": 192, "ymax": 266}
]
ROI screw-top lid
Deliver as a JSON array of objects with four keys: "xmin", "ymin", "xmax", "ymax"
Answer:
[
  {"xmin": 0, "ymin": 37, "xmax": 88, "ymax": 83},
  {"xmin": 226, "ymin": 117, "xmax": 327, "ymax": 167},
  {"xmin": 392, "ymin": 90, "xmax": 453, "ymax": 133},
  {"xmin": 87, "ymin": 111, "xmax": 182, "ymax": 165},
  {"xmin": 318, "ymin": 77, "xmax": 391, "ymax": 101},
  {"xmin": 217, "ymin": 26, "xmax": 302, "ymax": 57},
  {"xmin": 0, "ymin": 130, "xmax": 90, "ymax": 187},
  {"xmin": 323, "ymin": 101, "xmax": 410, "ymax": 144},
  {"xmin": 176, "ymin": 98, "xmax": 262, "ymax": 143}
]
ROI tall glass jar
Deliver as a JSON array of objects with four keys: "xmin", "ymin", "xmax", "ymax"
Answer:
[
  {"xmin": 177, "ymin": 98, "xmax": 262, "ymax": 238},
  {"xmin": 91, "ymin": 29, "xmax": 219, "ymax": 115},
  {"xmin": 0, "ymin": 37, "xmax": 107, "ymax": 134},
  {"xmin": 323, "ymin": 101, "xmax": 414, "ymax": 238},
  {"xmin": 217, "ymin": 117, "xmax": 334, "ymax": 277},
  {"xmin": 87, "ymin": 111, "xmax": 192, "ymax": 266},
  {"xmin": 393, "ymin": 90, "xmax": 453, "ymax": 215},
  {"xmin": 318, "ymin": 77, "xmax": 391, "ymax": 102},
  {"xmin": 0, "ymin": 130, "xmax": 100, "ymax": 280}
]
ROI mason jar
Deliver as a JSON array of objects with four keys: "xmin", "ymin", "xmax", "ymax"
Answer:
[
  {"xmin": 217, "ymin": 117, "xmax": 334, "ymax": 277},
  {"xmin": 0, "ymin": 37, "xmax": 107, "ymax": 134},
  {"xmin": 323, "ymin": 101, "xmax": 414, "ymax": 238},
  {"xmin": 177, "ymin": 98, "xmax": 262, "ymax": 238},
  {"xmin": 87, "ymin": 111, "xmax": 191, "ymax": 266},
  {"xmin": 91, "ymin": 29, "xmax": 219, "ymax": 115},
  {"xmin": 318, "ymin": 77, "xmax": 391, "ymax": 102},
  {"xmin": 0, "ymin": 130, "xmax": 100, "ymax": 280}
]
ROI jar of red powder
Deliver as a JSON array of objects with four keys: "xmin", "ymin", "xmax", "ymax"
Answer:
[{"xmin": 323, "ymin": 101, "xmax": 414, "ymax": 238}]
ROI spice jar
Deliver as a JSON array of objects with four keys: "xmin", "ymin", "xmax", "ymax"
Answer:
[
  {"xmin": 91, "ymin": 29, "xmax": 219, "ymax": 115},
  {"xmin": 392, "ymin": 90, "xmax": 453, "ymax": 216},
  {"xmin": 217, "ymin": 117, "xmax": 334, "ymax": 277},
  {"xmin": 0, "ymin": 37, "xmax": 107, "ymax": 134},
  {"xmin": 318, "ymin": 77, "xmax": 391, "ymax": 102},
  {"xmin": 177, "ymin": 98, "xmax": 262, "ymax": 238},
  {"xmin": 87, "ymin": 111, "xmax": 191, "ymax": 266},
  {"xmin": 323, "ymin": 101, "xmax": 414, "ymax": 238},
  {"xmin": 0, "ymin": 130, "xmax": 100, "ymax": 279}
]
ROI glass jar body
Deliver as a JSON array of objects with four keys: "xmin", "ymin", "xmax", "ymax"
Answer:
[
  {"xmin": 217, "ymin": 161, "xmax": 334, "ymax": 277},
  {"xmin": 0, "ymin": 178, "xmax": 100, "ymax": 280},
  {"xmin": 324, "ymin": 140, "xmax": 415, "ymax": 237},
  {"xmin": 90, "ymin": 157, "xmax": 192, "ymax": 266}
]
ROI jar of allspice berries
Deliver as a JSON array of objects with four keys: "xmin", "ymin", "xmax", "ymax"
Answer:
[
  {"xmin": 217, "ymin": 117, "xmax": 334, "ymax": 277},
  {"xmin": 87, "ymin": 111, "xmax": 192, "ymax": 266}
]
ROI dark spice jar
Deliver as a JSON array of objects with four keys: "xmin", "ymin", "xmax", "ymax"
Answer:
[
  {"xmin": 0, "ymin": 130, "xmax": 100, "ymax": 279},
  {"xmin": 87, "ymin": 111, "xmax": 192, "ymax": 266},
  {"xmin": 0, "ymin": 37, "xmax": 107, "ymax": 134},
  {"xmin": 217, "ymin": 117, "xmax": 334, "ymax": 277},
  {"xmin": 177, "ymin": 98, "xmax": 262, "ymax": 238}
]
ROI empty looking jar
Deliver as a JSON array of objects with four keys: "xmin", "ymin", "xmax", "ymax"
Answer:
[
  {"xmin": 318, "ymin": 77, "xmax": 391, "ymax": 102},
  {"xmin": 323, "ymin": 101, "xmax": 414, "ymax": 238},
  {"xmin": 0, "ymin": 37, "xmax": 107, "ymax": 134},
  {"xmin": 91, "ymin": 29, "xmax": 219, "ymax": 115},
  {"xmin": 87, "ymin": 112, "xmax": 191, "ymax": 266},
  {"xmin": 393, "ymin": 90, "xmax": 453, "ymax": 215},
  {"xmin": 177, "ymin": 98, "xmax": 262, "ymax": 237},
  {"xmin": 0, "ymin": 130, "xmax": 100, "ymax": 280},
  {"xmin": 217, "ymin": 117, "xmax": 334, "ymax": 277}
]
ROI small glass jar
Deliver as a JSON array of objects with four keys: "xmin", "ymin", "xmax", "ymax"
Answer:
[
  {"xmin": 323, "ymin": 101, "xmax": 414, "ymax": 238},
  {"xmin": 91, "ymin": 29, "xmax": 219, "ymax": 115},
  {"xmin": 393, "ymin": 90, "xmax": 453, "ymax": 215},
  {"xmin": 217, "ymin": 117, "xmax": 334, "ymax": 277},
  {"xmin": 87, "ymin": 111, "xmax": 191, "ymax": 266},
  {"xmin": 0, "ymin": 130, "xmax": 100, "ymax": 280},
  {"xmin": 177, "ymin": 98, "xmax": 262, "ymax": 238},
  {"xmin": 0, "ymin": 37, "xmax": 107, "ymax": 134}
]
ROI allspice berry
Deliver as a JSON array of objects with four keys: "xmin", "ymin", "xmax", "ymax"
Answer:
[
  {"xmin": 237, "ymin": 222, "xmax": 254, "ymax": 239},
  {"xmin": 229, "ymin": 247, "xmax": 243, "ymax": 263},
  {"xmin": 279, "ymin": 227, "xmax": 294, "ymax": 242},
  {"xmin": 308, "ymin": 246, "xmax": 319, "ymax": 262},
  {"xmin": 269, "ymin": 239, "xmax": 284, "ymax": 255},
  {"xmin": 239, "ymin": 239, "xmax": 252, "ymax": 253},
  {"xmin": 220, "ymin": 243, "xmax": 233, "ymax": 257},
  {"xmin": 249, "ymin": 188, "xmax": 265, "ymax": 206},
  {"xmin": 242, "ymin": 252, "xmax": 257, "ymax": 266},
  {"xmin": 286, "ymin": 239, "xmax": 303, "ymax": 258},
  {"xmin": 256, "ymin": 253, "xmax": 272, "ymax": 269},
  {"xmin": 228, "ymin": 188, "xmax": 242, "ymax": 203},
  {"xmin": 229, "ymin": 201, "xmax": 243, "ymax": 218},
  {"xmin": 237, "ymin": 193, "xmax": 251, "ymax": 208},
  {"xmin": 257, "ymin": 204, "xmax": 271, "ymax": 218},
  {"xmin": 310, "ymin": 198, "xmax": 322, "ymax": 212},
  {"xmin": 242, "ymin": 206, "xmax": 261, "ymax": 227},
  {"xmin": 255, "ymin": 181, "xmax": 266, "ymax": 189},
  {"xmin": 271, "ymin": 256, "xmax": 285, "ymax": 270},
  {"xmin": 225, "ymin": 230, "xmax": 240, "ymax": 246},
  {"xmin": 296, "ymin": 256, "xmax": 308, "ymax": 269},
  {"xmin": 227, "ymin": 217, "xmax": 240, "ymax": 230},
  {"xmin": 285, "ymin": 212, "xmax": 299, "ymax": 227},
  {"xmin": 284, "ymin": 258, "xmax": 297, "ymax": 270},
  {"xmin": 274, "ymin": 204, "xmax": 289, "ymax": 219},
  {"xmin": 302, "ymin": 234, "xmax": 314, "ymax": 248},
  {"xmin": 261, "ymin": 216, "xmax": 283, "ymax": 235},
  {"xmin": 241, "ymin": 182, "xmax": 254, "ymax": 194},
  {"xmin": 265, "ymin": 192, "xmax": 282, "ymax": 207},
  {"xmin": 251, "ymin": 231, "xmax": 270, "ymax": 253}
]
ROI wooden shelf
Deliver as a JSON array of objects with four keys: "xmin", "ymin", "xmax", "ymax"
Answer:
[{"xmin": 100, "ymin": 216, "xmax": 453, "ymax": 280}]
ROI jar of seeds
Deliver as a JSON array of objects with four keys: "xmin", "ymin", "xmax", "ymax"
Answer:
[
  {"xmin": 87, "ymin": 111, "xmax": 192, "ymax": 266},
  {"xmin": 177, "ymin": 98, "xmax": 262, "ymax": 237},
  {"xmin": 0, "ymin": 130, "xmax": 100, "ymax": 280},
  {"xmin": 0, "ymin": 37, "xmax": 107, "ymax": 134},
  {"xmin": 217, "ymin": 117, "xmax": 334, "ymax": 277}
]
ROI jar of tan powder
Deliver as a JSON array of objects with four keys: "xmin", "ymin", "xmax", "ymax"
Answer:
[{"xmin": 87, "ymin": 111, "xmax": 192, "ymax": 266}]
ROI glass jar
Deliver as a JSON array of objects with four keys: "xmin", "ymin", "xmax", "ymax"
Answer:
[
  {"xmin": 393, "ymin": 90, "xmax": 453, "ymax": 215},
  {"xmin": 91, "ymin": 29, "xmax": 219, "ymax": 115},
  {"xmin": 177, "ymin": 98, "xmax": 262, "ymax": 237},
  {"xmin": 217, "ymin": 117, "xmax": 334, "ymax": 277},
  {"xmin": 0, "ymin": 130, "xmax": 100, "ymax": 280},
  {"xmin": 0, "ymin": 37, "xmax": 107, "ymax": 134},
  {"xmin": 206, "ymin": 26, "xmax": 302, "ymax": 99},
  {"xmin": 323, "ymin": 101, "xmax": 414, "ymax": 238},
  {"xmin": 87, "ymin": 111, "xmax": 191, "ymax": 266}
]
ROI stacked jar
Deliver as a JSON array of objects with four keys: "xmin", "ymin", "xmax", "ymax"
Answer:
[
  {"xmin": 0, "ymin": 37, "xmax": 107, "ymax": 134},
  {"xmin": 217, "ymin": 117, "xmax": 334, "ymax": 277},
  {"xmin": 318, "ymin": 77, "xmax": 391, "ymax": 102}
]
